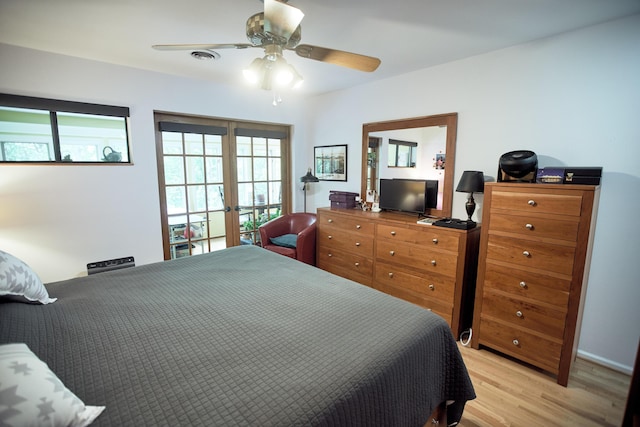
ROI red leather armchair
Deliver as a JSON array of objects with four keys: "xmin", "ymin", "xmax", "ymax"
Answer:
[{"xmin": 259, "ymin": 213, "xmax": 317, "ymax": 266}]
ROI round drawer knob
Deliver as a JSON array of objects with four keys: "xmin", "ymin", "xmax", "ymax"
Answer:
[
  {"xmin": 431, "ymin": 260, "xmax": 437, "ymax": 266},
  {"xmin": 519, "ymin": 281, "xmax": 527, "ymax": 289},
  {"xmin": 525, "ymin": 223, "xmax": 534, "ymax": 230},
  {"xmin": 516, "ymin": 310, "xmax": 523, "ymax": 318},
  {"xmin": 390, "ymin": 250, "xmax": 395, "ymax": 256},
  {"xmin": 328, "ymin": 235, "xmax": 333, "ymax": 239},
  {"xmin": 528, "ymin": 200, "xmax": 536, "ymax": 206},
  {"xmin": 388, "ymin": 272, "xmax": 394, "ymax": 278},
  {"xmin": 432, "ymin": 238, "xmax": 438, "ymax": 244},
  {"xmin": 328, "ymin": 219, "xmax": 333, "ymax": 223},
  {"xmin": 428, "ymin": 284, "xmax": 435, "ymax": 291},
  {"xmin": 523, "ymin": 251, "xmax": 531, "ymax": 257},
  {"xmin": 355, "ymin": 242, "xmax": 360, "ymax": 246},
  {"xmin": 390, "ymin": 231, "xmax": 396, "ymax": 236},
  {"xmin": 354, "ymin": 262, "xmax": 360, "ymax": 267},
  {"xmin": 513, "ymin": 339, "xmax": 520, "ymax": 346},
  {"xmin": 327, "ymin": 253, "xmax": 332, "ymax": 257},
  {"xmin": 356, "ymin": 224, "xmax": 361, "ymax": 229}
]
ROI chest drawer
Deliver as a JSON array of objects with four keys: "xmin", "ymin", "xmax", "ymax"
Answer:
[
  {"xmin": 491, "ymin": 190, "xmax": 583, "ymax": 216},
  {"xmin": 478, "ymin": 318, "xmax": 562, "ymax": 374},
  {"xmin": 486, "ymin": 234, "xmax": 575, "ymax": 276},
  {"xmin": 489, "ymin": 213, "xmax": 579, "ymax": 242},
  {"xmin": 374, "ymin": 261, "xmax": 456, "ymax": 305},
  {"xmin": 480, "ymin": 290, "xmax": 567, "ymax": 340},
  {"xmin": 318, "ymin": 230, "xmax": 374, "ymax": 258},
  {"xmin": 318, "ymin": 212, "xmax": 375, "ymax": 234},
  {"xmin": 376, "ymin": 223, "xmax": 460, "ymax": 252},
  {"xmin": 317, "ymin": 246, "xmax": 373, "ymax": 285},
  {"xmin": 376, "ymin": 239, "xmax": 459, "ymax": 278},
  {"xmin": 482, "ymin": 263, "xmax": 570, "ymax": 308}
]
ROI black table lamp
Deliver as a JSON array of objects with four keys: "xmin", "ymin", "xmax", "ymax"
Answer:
[
  {"xmin": 300, "ymin": 168, "xmax": 319, "ymax": 212},
  {"xmin": 456, "ymin": 170, "xmax": 485, "ymax": 222}
]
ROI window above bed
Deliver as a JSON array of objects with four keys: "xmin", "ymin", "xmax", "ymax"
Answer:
[{"xmin": 0, "ymin": 93, "xmax": 131, "ymax": 164}]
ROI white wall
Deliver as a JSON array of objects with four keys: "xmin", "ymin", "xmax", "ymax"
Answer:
[
  {"xmin": 0, "ymin": 43, "xmax": 308, "ymax": 282},
  {"xmin": 305, "ymin": 15, "xmax": 640, "ymax": 372}
]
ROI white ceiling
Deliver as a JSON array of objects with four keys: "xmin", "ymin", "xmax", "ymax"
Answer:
[{"xmin": 2, "ymin": 0, "xmax": 639, "ymax": 96}]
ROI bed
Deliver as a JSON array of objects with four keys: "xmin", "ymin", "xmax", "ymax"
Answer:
[{"xmin": 0, "ymin": 245, "xmax": 475, "ymax": 426}]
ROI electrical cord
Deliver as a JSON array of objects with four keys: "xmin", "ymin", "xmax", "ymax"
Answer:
[{"xmin": 459, "ymin": 328, "xmax": 472, "ymax": 347}]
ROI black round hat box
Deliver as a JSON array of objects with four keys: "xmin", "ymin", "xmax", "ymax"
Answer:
[{"xmin": 498, "ymin": 150, "xmax": 538, "ymax": 182}]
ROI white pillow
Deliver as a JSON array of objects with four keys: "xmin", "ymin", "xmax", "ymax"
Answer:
[
  {"xmin": 0, "ymin": 250, "xmax": 56, "ymax": 304},
  {"xmin": 0, "ymin": 343, "xmax": 105, "ymax": 427}
]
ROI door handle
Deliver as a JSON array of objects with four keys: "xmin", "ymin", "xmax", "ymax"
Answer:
[
  {"xmin": 234, "ymin": 206, "xmax": 241, "ymax": 212},
  {"xmin": 225, "ymin": 206, "xmax": 231, "ymax": 212}
]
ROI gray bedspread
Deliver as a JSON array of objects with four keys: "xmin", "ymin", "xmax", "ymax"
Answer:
[{"xmin": 0, "ymin": 245, "xmax": 475, "ymax": 426}]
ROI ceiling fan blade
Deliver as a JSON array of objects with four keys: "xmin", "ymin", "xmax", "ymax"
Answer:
[
  {"xmin": 293, "ymin": 44, "xmax": 381, "ymax": 72},
  {"xmin": 152, "ymin": 43, "xmax": 254, "ymax": 51},
  {"xmin": 263, "ymin": 0, "xmax": 304, "ymax": 42}
]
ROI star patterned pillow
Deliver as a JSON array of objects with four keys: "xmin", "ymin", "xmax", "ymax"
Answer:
[
  {"xmin": 0, "ymin": 250, "xmax": 56, "ymax": 304},
  {"xmin": 0, "ymin": 343, "xmax": 104, "ymax": 427}
]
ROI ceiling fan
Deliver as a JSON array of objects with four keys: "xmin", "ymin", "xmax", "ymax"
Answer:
[{"xmin": 152, "ymin": 0, "xmax": 381, "ymax": 92}]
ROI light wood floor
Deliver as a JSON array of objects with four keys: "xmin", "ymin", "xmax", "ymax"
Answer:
[{"xmin": 456, "ymin": 343, "xmax": 631, "ymax": 427}]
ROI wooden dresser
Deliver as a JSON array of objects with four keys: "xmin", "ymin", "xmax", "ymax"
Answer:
[
  {"xmin": 316, "ymin": 207, "xmax": 481, "ymax": 337},
  {"xmin": 471, "ymin": 182, "xmax": 600, "ymax": 386}
]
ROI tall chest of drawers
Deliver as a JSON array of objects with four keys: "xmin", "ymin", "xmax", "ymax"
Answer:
[
  {"xmin": 471, "ymin": 183, "xmax": 600, "ymax": 386},
  {"xmin": 317, "ymin": 207, "xmax": 481, "ymax": 337}
]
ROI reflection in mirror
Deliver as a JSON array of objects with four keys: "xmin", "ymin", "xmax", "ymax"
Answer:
[
  {"xmin": 387, "ymin": 138, "xmax": 418, "ymax": 168},
  {"xmin": 361, "ymin": 113, "xmax": 457, "ymax": 218}
]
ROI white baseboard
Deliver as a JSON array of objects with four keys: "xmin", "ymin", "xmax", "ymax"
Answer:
[{"xmin": 577, "ymin": 349, "xmax": 633, "ymax": 375}]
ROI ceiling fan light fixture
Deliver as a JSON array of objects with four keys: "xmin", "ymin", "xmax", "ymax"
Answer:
[{"xmin": 243, "ymin": 57, "xmax": 264, "ymax": 85}]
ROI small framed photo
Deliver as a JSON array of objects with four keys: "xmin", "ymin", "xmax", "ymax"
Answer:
[{"xmin": 314, "ymin": 144, "xmax": 347, "ymax": 181}]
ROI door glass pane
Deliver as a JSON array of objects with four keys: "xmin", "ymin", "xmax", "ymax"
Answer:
[
  {"xmin": 269, "ymin": 182, "xmax": 282, "ymax": 204},
  {"xmin": 253, "ymin": 137, "xmax": 267, "ymax": 156},
  {"xmin": 206, "ymin": 157, "xmax": 223, "ymax": 183},
  {"xmin": 207, "ymin": 184, "xmax": 225, "ymax": 210},
  {"xmin": 162, "ymin": 132, "xmax": 183, "ymax": 154},
  {"xmin": 186, "ymin": 157, "xmax": 204, "ymax": 184},
  {"xmin": 268, "ymin": 157, "xmax": 281, "ymax": 181},
  {"xmin": 188, "ymin": 185, "xmax": 206, "ymax": 212},
  {"xmin": 253, "ymin": 157, "xmax": 267, "ymax": 181},
  {"xmin": 164, "ymin": 157, "xmax": 185, "ymax": 185},
  {"xmin": 166, "ymin": 186, "xmax": 186, "ymax": 214},
  {"xmin": 237, "ymin": 157, "xmax": 253, "ymax": 182},
  {"xmin": 237, "ymin": 136, "xmax": 251, "ymax": 155},
  {"xmin": 268, "ymin": 139, "xmax": 281, "ymax": 157},
  {"xmin": 185, "ymin": 133, "xmax": 203, "ymax": 155},
  {"xmin": 204, "ymin": 135, "xmax": 222, "ymax": 155}
]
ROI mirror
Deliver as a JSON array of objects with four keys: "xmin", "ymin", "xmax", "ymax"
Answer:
[{"xmin": 361, "ymin": 113, "xmax": 457, "ymax": 218}]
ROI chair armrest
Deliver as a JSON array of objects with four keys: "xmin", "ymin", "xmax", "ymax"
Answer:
[{"xmin": 295, "ymin": 223, "xmax": 317, "ymax": 265}]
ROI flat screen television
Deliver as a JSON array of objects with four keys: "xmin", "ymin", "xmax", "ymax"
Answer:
[{"xmin": 378, "ymin": 178, "xmax": 438, "ymax": 214}]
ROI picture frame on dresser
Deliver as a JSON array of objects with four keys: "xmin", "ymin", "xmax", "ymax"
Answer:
[{"xmin": 314, "ymin": 145, "xmax": 347, "ymax": 181}]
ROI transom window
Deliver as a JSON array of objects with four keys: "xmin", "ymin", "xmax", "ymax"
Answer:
[{"xmin": 0, "ymin": 93, "xmax": 131, "ymax": 163}]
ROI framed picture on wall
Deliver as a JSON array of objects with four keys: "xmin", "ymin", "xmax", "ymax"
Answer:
[{"xmin": 314, "ymin": 144, "xmax": 347, "ymax": 181}]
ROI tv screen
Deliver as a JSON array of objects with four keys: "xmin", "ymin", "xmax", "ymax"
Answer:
[{"xmin": 379, "ymin": 179, "xmax": 437, "ymax": 214}]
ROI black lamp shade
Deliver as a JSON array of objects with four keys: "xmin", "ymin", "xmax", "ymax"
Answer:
[
  {"xmin": 456, "ymin": 171, "xmax": 485, "ymax": 193},
  {"xmin": 300, "ymin": 168, "xmax": 319, "ymax": 183}
]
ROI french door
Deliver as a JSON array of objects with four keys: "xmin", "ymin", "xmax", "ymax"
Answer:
[{"xmin": 154, "ymin": 112, "xmax": 291, "ymax": 260}]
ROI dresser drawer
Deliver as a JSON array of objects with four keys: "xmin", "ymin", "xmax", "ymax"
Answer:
[
  {"xmin": 490, "ymin": 212, "xmax": 579, "ymax": 242},
  {"xmin": 318, "ymin": 212, "xmax": 375, "ymax": 234},
  {"xmin": 491, "ymin": 190, "xmax": 583, "ymax": 216},
  {"xmin": 478, "ymin": 318, "xmax": 561, "ymax": 374},
  {"xmin": 374, "ymin": 280, "xmax": 453, "ymax": 324},
  {"xmin": 486, "ymin": 234, "xmax": 575, "ymax": 276},
  {"xmin": 376, "ymin": 239, "xmax": 459, "ymax": 278},
  {"xmin": 318, "ymin": 230, "xmax": 374, "ymax": 258},
  {"xmin": 376, "ymin": 223, "xmax": 460, "ymax": 252},
  {"xmin": 317, "ymin": 246, "xmax": 373, "ymax": 286},
  {"xmin": 483, "ymin": 263, "xmax": 570, "ymax": 308},
  {"xmin": 480, "ymin": 290, "xmax": 567, "ymax": 340},
  {"xmin": 374, "ymin": 261, "xmax": 455, "ymax": 305}
]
